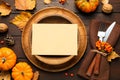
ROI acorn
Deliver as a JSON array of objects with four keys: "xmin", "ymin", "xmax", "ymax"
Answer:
[
  {"xmin": 0, "ymin": 23, "xmax": 8, "ymax": 33},
  {"xmin": 102, "ymin": 3, "xmax": 113, "ymax": 13}
]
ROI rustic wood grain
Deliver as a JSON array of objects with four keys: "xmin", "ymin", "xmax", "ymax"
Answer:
[{"xmin": 0, "ymin": 0, "xmax": 120, "ymax": 80}]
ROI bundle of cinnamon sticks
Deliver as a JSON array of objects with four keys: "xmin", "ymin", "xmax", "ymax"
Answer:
[{"xmin": 86, "ymin": 53, "xmax": 101, "ymax": 77}]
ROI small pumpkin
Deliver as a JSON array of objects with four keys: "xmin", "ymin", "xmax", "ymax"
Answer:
[
  {"xmin": 12, "ymin": 62, "xmax": 33, "ymax": 80},
  {"xmin": 75, "ymin": 0, "xmax": 99, "ymax": 13},
  {"xmin": 0, "ymin": 47, "xmax": 17, "ymax": 71}
]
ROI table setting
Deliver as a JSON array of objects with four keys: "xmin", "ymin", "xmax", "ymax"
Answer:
[{"xmin": 0, "ymin": 0, "xmax": 120, "ymax": 80}]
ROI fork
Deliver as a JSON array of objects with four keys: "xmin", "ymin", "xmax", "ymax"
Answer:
[{"xmin": 97, "ymin": 23, "xmax": 106, "ymax": 41}]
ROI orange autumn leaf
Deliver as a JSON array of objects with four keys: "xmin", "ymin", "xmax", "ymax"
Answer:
[
  {"xmin": 15, "ymin": 0, "xmax": 36, "ymax": 10},
  {"xmin": 0, "ymin": 1, "xmax": 11, "ymax": 16},
  {"xmin": 10, "ymin": 12, "xmax": 32, "ymax": 31}
]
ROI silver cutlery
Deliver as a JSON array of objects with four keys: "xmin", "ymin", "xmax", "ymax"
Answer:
[
  {"xmin": 97, "ymin": 23, "xmax": 106, "ymax": 41},
  {"xmin": 103, "ymin": 21, "xmax": 116, "ymax": 42}
]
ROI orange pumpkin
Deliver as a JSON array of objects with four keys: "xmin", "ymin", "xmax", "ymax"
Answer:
[
  {"xmin": 12, "ymin": 62, "xmax": 33, "ymax": 80},
  {"xmin": 75, "ymin": 0, "xmax": 99, "ymax": 13},
  {"xmin": 0, "ymin": 47, "xmax": 17, "ymax": 71}
]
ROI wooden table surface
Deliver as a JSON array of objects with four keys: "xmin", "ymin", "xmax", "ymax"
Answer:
[{"xmin": 0, "ymin": 0, "xmax": 120, "ymax": 80}]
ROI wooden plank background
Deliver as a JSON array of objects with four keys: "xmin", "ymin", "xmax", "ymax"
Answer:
[{"xmin": 0, "ymin": 0, "xmax": 120, "ymax": 80}]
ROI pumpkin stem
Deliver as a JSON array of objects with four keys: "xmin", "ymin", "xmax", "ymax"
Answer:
[
  {"xmin": 21, "ymin": 72, "xmax": 24, "ymax": 76},
  {"xmin": 2, "ymin": 57, "xmax": 6, "ymax": 63}
]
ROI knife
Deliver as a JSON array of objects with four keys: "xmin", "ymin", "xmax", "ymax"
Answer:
[{"xmin": 103, "ymin": 21, "xmax": 116, "ymax": 42}]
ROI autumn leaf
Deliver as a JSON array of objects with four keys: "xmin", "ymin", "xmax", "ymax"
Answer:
[
  {"xmin": 0, "ymin": 71, "xmax": 11, "ymax": 80},
  {"xmin": 0, "ymin": 1, "xmax": 11, "ymax": 16},
  {"xmin": 107, "ymin": 51, "xmax": 120, "ymax": 62},
  {"xmin": 10, "ymin": 12, "xmax": 32, "ymax": 31},
  {"xmin": 15, "ymin": 0, "xmax": 36, "ymax": 10}
]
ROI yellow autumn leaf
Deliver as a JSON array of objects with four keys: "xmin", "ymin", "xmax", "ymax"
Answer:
[
  {"xmin": 15, "ymin": 0, "xmax": 36, "ymax": 10},
  {"xmin": 107, "ymin": 51, "xmax": 120, "ymax": 62},
  {"xmin": 0, "ymin": 1, "xmax": 11, "ymax": 16},
  {"xmin": 10, "ymin": 12, "xmax": 32, "ymax": 31}
]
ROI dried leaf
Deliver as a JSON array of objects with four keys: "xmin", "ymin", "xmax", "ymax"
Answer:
[
  {"xmin": 32, "ymin": 71, "xmax": 40, "ymax": 80},
  {"xmin": 101, "ymin": 0, "xmax": 109, "ymax": 4},
  {"xmin": 15, "ymin": 0, "xmax": 36, "ymax": 10},
  {"xmin": 0, "ymin": 1, "xmax": 11, "ymax": 16},
  {"xmin": 44, "ymin": 0, "xmax": 52, "ymax": 4},
  {"xmin": 107, "ymin": 51, "xmax": 120, "ymax": 62},
  {"xmin": 10, "ymin": 12, "xmax": 32, "ymax": 31},
  {"xmin": 0, "ymin": 71, "xmax": 11, "ymax": 80}
]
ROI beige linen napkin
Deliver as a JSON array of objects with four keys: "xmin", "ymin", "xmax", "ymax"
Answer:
[{"xmin": 77, "ymin": 19, "xmax": 120, "ymax": 80}]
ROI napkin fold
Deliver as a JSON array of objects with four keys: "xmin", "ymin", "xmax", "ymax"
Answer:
[{"xmin": 77, "ymin": 19, "xmax": 120, "ymax": 80}]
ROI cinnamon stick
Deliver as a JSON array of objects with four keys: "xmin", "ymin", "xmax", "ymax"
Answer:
[
  {"xmin": 93, "ymin": 54, "xmax": 101, "ymax": 75},
  {"xmin": 86, "ymin": 56, "xmax": 96, "ymax": 77}
]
